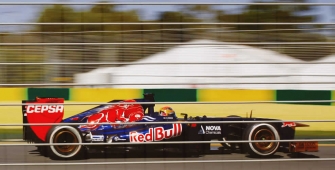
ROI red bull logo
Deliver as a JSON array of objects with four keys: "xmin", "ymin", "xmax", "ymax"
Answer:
[
  {"xmin": 129, "ymin": 124, "xmax": 182, "ymax": 142},
  {"xmin": 282, "ymin": 122, "xmax": 296, "ymax": 127}
]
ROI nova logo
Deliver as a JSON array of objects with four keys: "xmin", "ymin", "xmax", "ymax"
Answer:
[
  {"xmin": 198, "ymin": 125, "xmax": 222, "ymax": 135},
  {"xmin": 26, "ymin": 105, "xmax": 64, "ymax": 114},
  {"xmin": 206, "ymin": 126, "xmax": 221, "ymax": 131}
]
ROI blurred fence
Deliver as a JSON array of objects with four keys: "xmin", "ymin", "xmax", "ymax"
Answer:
[
  {"xmin": 0, "ymin": 2, "xmax": 334, "ymax": 86},
  {"xmin": 1, "ymin": 1, "xmax": 335, "ymax": 170},
  {"xmin": 0, "ymin": 29, "xmax": 334, "ymax": 86}
]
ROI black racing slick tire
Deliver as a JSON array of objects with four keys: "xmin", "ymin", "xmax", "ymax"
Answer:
[
  {"xmin": 46, "ymin": 126, "xmax": 85, "ymax": 160},
  {"xmin": 37, "ymin": 146, "xmax": 48, "ymax": 157},
  {"xmin": 242, "ymin": 123, "xmax": 280, "ymax": 157}
]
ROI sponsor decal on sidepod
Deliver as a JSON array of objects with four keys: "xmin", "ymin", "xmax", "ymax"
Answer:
[
  {"xmin": 129, "ymin": 123, "xmax": 182, "ymax": 142},
  {"xmin": 92, "ymin": 135, "xmax": 104, "ymax": 141},
  {"xmin": 198, "ymin": 125, "xmax": 221, "ymax": 134},
  {"xmin": 26, "ymin": 105, "xmax": 64, "ymax": 114},
  {"xmin": 282, "ymin": 122, "xmax": 296, "ymax": 127}
]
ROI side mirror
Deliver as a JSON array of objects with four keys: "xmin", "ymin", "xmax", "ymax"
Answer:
[{"xmin": 180, "ymin": 113, "xmax": 188, "ymax": 120}]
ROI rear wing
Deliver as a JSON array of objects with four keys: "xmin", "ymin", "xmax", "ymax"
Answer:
[{"xmin": 22, "ymin": 97, "xmax": 64, "ymax": 143}]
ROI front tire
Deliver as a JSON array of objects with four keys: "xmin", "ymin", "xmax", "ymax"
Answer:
[
  {"xmin": 242, "ymin": 123, "xmax": 280, "ymax": 157},
  {"xmin": 46, "ymin": 126, "xmax": 84, "ymax": 160}
]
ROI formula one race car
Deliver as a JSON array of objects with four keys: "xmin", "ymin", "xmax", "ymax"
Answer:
[{"xmin": 22, "ymin": 93, "xmax": 318, "ymax": 160}]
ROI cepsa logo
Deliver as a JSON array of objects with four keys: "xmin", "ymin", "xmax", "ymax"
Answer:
[
  {"xmin": 129, "ymin": 124, "xmax": 182, "ymax": 142},
  {"xmin": 26, "ymin": 105, "xmax": 64, "ymax": 114}
]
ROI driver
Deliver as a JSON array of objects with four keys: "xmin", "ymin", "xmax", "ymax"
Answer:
[{"xmin": 159, "ymin": 106, "xmax": 176, "ymax": 117}]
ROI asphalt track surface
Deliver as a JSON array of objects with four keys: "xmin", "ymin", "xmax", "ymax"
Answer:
[{"xmin": 0, "ymin": 144, "xmax": 335, "ymax": 170}]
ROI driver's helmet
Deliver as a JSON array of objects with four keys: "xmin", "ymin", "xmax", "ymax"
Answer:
[{"xmin": 159, "ymin": 106, "xmax": 175, "ymax": 116}]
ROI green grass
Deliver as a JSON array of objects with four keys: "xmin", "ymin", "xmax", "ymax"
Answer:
[
  {"xmin": 295, "ymin": 131, "xmax": 335, "ymax": 138},
  {"xmin": 295, "ymin": 131, "xmax": 335, "ymax": 144},
  {"xmin": 0, "ymin": 128, "xmax": 22, "ymax": 139}
]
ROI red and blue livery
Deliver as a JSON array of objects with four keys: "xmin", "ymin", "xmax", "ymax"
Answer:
[{"xmin": 22, "ymin": 93, "xmax": 318, "ymax": 160}]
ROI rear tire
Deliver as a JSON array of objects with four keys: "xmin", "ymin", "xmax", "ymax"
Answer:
[
  {"xmin": 37, "ymin": 146, "xmax": 48, "ymax": 157},
  {"xmin": 242, "ymin": 123, "xmax": 280, "ymax": 157},
  {"xmin": 46, "ymin": 126, "xmax": 85, "ymax": 160}
]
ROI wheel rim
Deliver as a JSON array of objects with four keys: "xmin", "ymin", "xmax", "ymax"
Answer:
[
  {"xmin": 253, "ymin": 128, "xmax": 275, "ymax": 151},
  {"xmin": 53, "ymin": 130, "xmax": 79, "ymax": 154}
]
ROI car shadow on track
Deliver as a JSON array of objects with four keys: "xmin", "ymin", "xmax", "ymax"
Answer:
[
  {"xmin": 287, "ymin": 153, "xmax": 320, "ymax": 158},
  {"xmin": 28, "ymin": 147, "xmax": 320, "ymax": 160},
  {"xmin": 245, "ymin": 155, "xmax": 284, "ymax": 159},
  {"xmin": 28, "ymin": 148, "xmax": 205, "ymax": 159},
  {"xmin": 280, "ymin": 147, "xmax": 320, "ymax": 158}
]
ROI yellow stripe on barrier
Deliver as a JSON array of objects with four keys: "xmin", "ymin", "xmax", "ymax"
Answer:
[
  {"xmin": 0, "ymin": 88, "xmax": 26, "ymax": 101},
  {"xmin": 0, "ymin": 102, "xmax": 333, "ymax": 131},
  {"xmin": 70, "ymin": 88, "xmax": 143, "ymax": 102},
  {"xmin": 197, "ymin": 89, "xmax": 274, "ymax": 101}
]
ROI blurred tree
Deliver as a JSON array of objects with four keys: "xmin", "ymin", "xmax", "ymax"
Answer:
[
  {"xmin": 215, "ymin": 0, "xmax": 317, "ymax": 31},
  {"xmin": 37, "ymin": 4, "xmax": 78, "ymax": 32},
  {"xmin": 156, "ymin": 11, "xmax": 202, "ymax": 42},
  {"xmin": 214, "ymin": 0, "xmax": 331, "ymax": 61},
  {"xmin": 0, "ymin": 52, "xmax": 45, "ymax": 83},
  {"xmin": 79, "ymin": 2, "xmax": 120, "ymax": 33},
  {"xmin": 36, "ymin": 2, "xmax": 143, "ymax": 34},
  {"xmin": 182, "ymin": 5, "xmax": 216, "ymax": 22},
  {"xmin": 90, "ymin": 2, "xmax": 115, "ymax": 13},
  {"xmin": 32, "ymin": 0, "xmax": 330, "ymax": 62}
]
